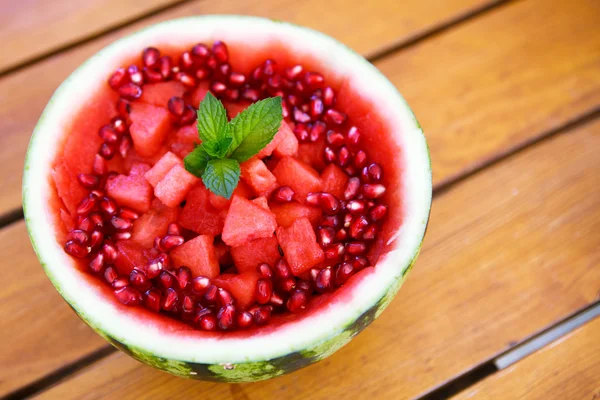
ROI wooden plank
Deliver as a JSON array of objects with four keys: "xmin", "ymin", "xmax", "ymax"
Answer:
[
  {"xmin": 453, "ymin": 316, "xmax": 600, "ymax": 400},
  {"xmin": 0, "ymin": 0, "xmax": 184, "ymax": 73},
  {"xmin": 31, "ymin": 115, "xmax": 600, "ymax": 399},
  {"xmin": 0, "ymin": 0, "xmax": 501, "ymax": 216},
  {"xmin": 0, "ymin": 221, "xmax": 107, "ymax": 397}
]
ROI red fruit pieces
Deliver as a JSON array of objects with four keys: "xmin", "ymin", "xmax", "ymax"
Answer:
[
  {"xmin": 321, "ymin": 164, "xmax": 349, "ymax": 199},
  {"xmin": 272, "ymin": 156, "xmax": 322, "ymax": 201},
  {"xmin": 144, "ymin": 151, "xmax": 182, "ymax": 187},
  {"xmin": 240, "ymin": 158, "xmax": 279, "ymax": 197},
  {"xmin": 276, "ymin": 217, "xmax": 324, "ymax": 275},
  {"xmin": 114, "ymin": 241, "xmax": 148, "ymax": 275},
  {"xmin": 222, "ymin": 195, "xmax": 277, "ymax": 247},
  {"xmin": 208, "ymin": 191, "xmax": 231, "ymax": 210},
  {"xmin": 273, "ymin": 121, "xmax": 298, "ymax": 158},
  {"xmin": 230, "ymin": 235, "xmax": 280, "ymax": 273},
  {"xmin": 129, "ymin": 163, "xmax": 151, "ymax": 176},
  {"xmin": 213, "ymin": 272, "xmax": 260, "ymax": 310},
  {"xmin": 175, "ymin": 125, "xmax": 201, "ymax": 145},
  {"xmin": 190, "ymin": 81, "xmax": 211, "ymax": 108},
  {"xmin": 170, "ymin": 234, "xmax": 220, "ymax": 278},
  {"xmin": 129, "ymin": 103, "xmax": 172, "ymax": 157},
  {"xmin": 106, "ymin": 173, "xmax": 153, "ymax": 213},
  {"xmin": 179, "ymin": 185, "xmax": 225, "ymax": 236},
  {"xmin": 154, "ymin": 164, "xmax": 199, "ymax": 207},
  {"xmin": 252, "ymin": 196, "xmax": 270, "ymax": 210},
  {"xmin": 270, "ymin": 201, "xmax": 322, "ymax": 228},
  {"xmin": 139, "ymin": 81, "xmax": 186, "ymax": 106},
  {"xmin": 131, "ymin": 199, "xmax": 179, "ymax": 248},
  {"xmin": 225, "ymin": 102, "xmax": 249, "ymax": 119}
]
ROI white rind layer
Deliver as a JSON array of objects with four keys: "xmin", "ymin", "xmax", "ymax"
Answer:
[{"xmin": 23, "ymin": 15, "xmax": 431, "ymax": 365}]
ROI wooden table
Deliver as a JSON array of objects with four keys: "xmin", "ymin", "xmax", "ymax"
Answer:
[{"xmin": 1, "ymin": 0, "xmax": 599, "ymax": 398}]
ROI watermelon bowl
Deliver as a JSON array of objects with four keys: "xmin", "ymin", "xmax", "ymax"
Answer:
[{"xmin": 22, "ymin": 15, "xmax": 432, "ymax": 382}]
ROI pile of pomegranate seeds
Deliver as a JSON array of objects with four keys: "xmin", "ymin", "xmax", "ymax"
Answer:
[{"xmin": 62, "ymin": 40, "xmax": 389, "ymax": 331}]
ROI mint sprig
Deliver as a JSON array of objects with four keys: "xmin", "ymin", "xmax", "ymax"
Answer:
[{"xmin": 184, "ymin": 92, "xmax": 282, "ymax": 199}]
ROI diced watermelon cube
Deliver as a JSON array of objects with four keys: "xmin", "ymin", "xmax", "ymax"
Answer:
[
  {"xmin": 129, "ymin": 163, "xmax": 151, "ymax": 176},
  {"xmin": 123, "ymin": 145, "xmax": 168, "ymax": 171},
  {"xmin": 170, "ymin": 234, "xmax": 220, "ymax": 278},
  {"xmin": 269, "ymin": 201, "xmax": 322, "ymax": 228},
  {"xmin": 139, "ymin": 81, "xmax": 186, "ymax": 106},
  {"xmin": 222, "ymin": 195, "xmax": 277, "ymax": 247},
  {"xmin": 144, "ymin": 151, "xmax": 181, "ymax": 188},
  {"xmin": 209, "ymin": 191, "xmax": 231, "ymax": 210},
  {"xmin": 129, "ymin": 103, "xmax": 172, "ymax": 157},
  {"xmin": 272, "ymin": 156, "xmax": 323, "ymax": 201},
  {"xmin": 170, "ymin": 142, "xmax": 195, "ymax": 159},
  {"xmin": 175, "ymin": 125, "xmax": 201, "ymax": 144},
  {"xmin": 114, "ymin": 241, "xmax": 148, "ymax": 275},
  {"xmin": 213, "ymin": 272, "xmax": 261, "ymax": 310},
  {"xmin": 225, "ymin": 102, "xmax": 250, "ymax": 119},
  {"xmin": 106, "ymin": 173, "xmax": 153, "ymax": 213},
  {"xmin": 273, "ymin": 121, "xmax": 298, "ymax": 158},
  {"xmin": 231, "ymin": 235, "xmax": 280, "ymax": 273},
  {"xmin": 240, "ymin": 158, "xmax": 279, "ymax": 197},
  {"xmin": 276, "ymin": 217, "xmax": 324, "ymax": 275},
  {"xmin": 190, "ymin": 82, "xmax": 211, "ymax": 108},
  {"xmin": 252, "ymin": 196, "xmax": 269, "ymax": 210},
  {"xmin": 154, "ymin": 164, "xmax": 199, "ymax": 208},
  {"xmin": 52, "ymin": 161, "xmax": 88, "ymax": 217},
  {"xmin": 214, "ymin": 240, "xmax": 233, "ymax": 266},
  {"xmin": 297, "ymin": 136, "xmax": 326, "ymax": 171},
  {"xmin": 321, "ymin": 164, "xmax": 349, "ymax": 199},
  {"xmin": 179, "ymin": 184, "xmax": 225, "ymax": 236},
  {"xmin": 131, "ymin": 199, "xmax": 179, "ymax": 248}
]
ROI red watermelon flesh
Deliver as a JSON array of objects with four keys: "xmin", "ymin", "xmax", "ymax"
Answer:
[
  {"xmin": 170, "ymin": 234, "xmax": 220, "ymax": 278},
  {"xmin": 174, "ymin": 125, "xmax": 200, "ymax": 145},
  {"xmin": 144, "ymin": 151, "xmax": 181, "ymax": 188},
  {"xmin": 105, "ymin": 172, "xmax": 153, "ymax": 213},
  {"xmin": 240, "ymin": 158, "xmax": 279, "ymax": 197},
  {"xmin": 129, "ymin": 103, "xmax": 172, "ymax": 157},
  {"xmin": 52, "ymin": 161, "xmax": 88, "ymax": 217},
  {"xmin": 179, "ymin": 184, "xmax": 225, "ymax": 236},
  {"xmin": 123, "ymin": 145, "xmax": 168, "ymax": 171},
  {"xmin": 139, "ymin": 81, "xmax": 186, "ymax": 106},
  {"xmin": 131, "ymin": 199, "xmax": 179, "ymax": 248},
  {"xmin": 297, "ymin": 136, "xmax": 326, "ymax": 172},
  {"xmin": 222, "ymin": 195, "xmax": 277, "ymax": 247},
  {"xmin": 276, "ymin": 217, "xmax": 324, "ymax": 275},
  {"xmin": 114, "ymin": 241, "xmax": 148, "ymax": 275},
  {"xmin": 272, "ymin": 156, "xmax": 322, "ymax": 202},
  {"xmin": 269, "ymin": 201, "xmax": 322, "ymax": 228},
  {"xmin": 213, "ymin": 272, "xmax": 260, "ymax": 310},
  {"xmin": 321, "ymin": 164, "xmax": 349, "ymax": 199},
  {"xmin": 189, "ymin": 81, "xmax": 210, "ymax": 108},
  {"xmin": 154, "ymin": 164, "xmax": 199, "ymax": 208},
  {"xmin": 272, "ymin": 121, "xmax": 298, "ymax": 158},
  {"xmin": 230, "ymin": 235, "xmax": 280, "ymax": 273},
  {"xmin": 252, "ymin": 196, "xmax": 270, "ymax": 210},
  {"xmin": 214, "ymin": 241, "xmax": 233, "ymax": 266},
  {"xmin": 129, "ymin": 163, "xmax": 151, "ymax": 177},
  {"xmin": 225, "ymin": 101, "xmax": 250, "ymax": 119}
]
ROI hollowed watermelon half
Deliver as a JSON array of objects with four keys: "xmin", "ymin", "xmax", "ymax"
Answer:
[{"xmin": 23, "ymin": 16, "xmax": 431, "ymax": 382}]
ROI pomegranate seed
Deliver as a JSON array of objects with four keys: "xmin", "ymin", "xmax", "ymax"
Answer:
[
  {"xmin": 195, "ymin": 67, "xmax": 210, "ymax": 80},
  {"xmin": 257, "ymin": 263, "xmax": 274, "ymax": 279},
  {"xmin": 218, "ymin": 288, "xmax": 235, "ymax": 306},
  {"xmin": 321, "ymin": 215, "xmax": 340, "ymax": 228},
  {"xmin": 218, "ymin": 304, "xmax": 236, "ymax": 330},
  {"xmin": 114, "ymin": 286, "xmax": 141, "ymax": 306},
  {"xmin": 98, "ymin": 125, "xmax": 119, "ymax": 144},
  {"xmin": 158, "ymin": 270, "xmax": 176, "ymax": 290},
  {"xmin": 127, "ymin": 65, "xmax": 144, "ymax": 85},
  {"xmin": 354, "ymin": 151, "xmax": 368, "ymax": 169},
  {"xmin": 324, "ymin": 242, "xmax": 345, "ymax": 260},
  {"xmin": 130, "ymin": 269, "xmax": 149, "ymax": 290},
  {"xmin": 293, "ymin": 108, "xmax": 311, "ymax": 124},
  {"xmin": 99, "ymin": 143, "xmax": 116, "ymax": 159},
  {"xmin": 251, "ymin": 66, "xmax": 262, "ymax": 82},
  {"xmin": 350, "ymin": 216, "xmax": 369, "ymax": 238},
  {"xmin": 224, "ymin": 88, "xmax": 239, "ymax": 102},
  {"xmin": 346, "ymin": 200, "xmax": 366, "ymax": 214},
  {"xmin": 335, "ymin": 228, "xmax": 348, "ymax": 242},
  {"xmin": 363, "ymin": 184, "xmax": 386, "ymax": 199},
  {"xmin": 211, "ymin": 81, "xmax": 227, "ymax": 94},
  {"xmin": 287, "ymin": 289, "xmax": 308, "ymax": 313},
  {"xmin": 108, "ymin": 67, "xmax": 128, "ymax": 89},
  {"xmin": 369, "ymin": 204, "xmax": 388, "ymax": 221},
  {"xmin": 164, "ymin": 223, "xmax": 179, "ymax": 236},
  {"xmin": 162, "ymin": 288, "xmax": 179, "ymax": 311},
  {"xmin": 67, "ymin": 229, "xmax": 89, "ymax": 245},
  {"xmin": 287, "ymin": 94, "xmax": 301, "ymax": 107},
  {"xmin": 206, "ymin": 55, "xmax": 218, "ymax": 70},
  {"xmin": 343, "ymin": 213, "xmax": 353, "ymax": 228},
  {"xmin": 182, "ymin": 296, "xmax": 195, "ymax": 314},
  {"xmin": 294, "ymin": 123, "xmax": 309, "ymax": 141},
  {"xmin": 159, "ymin": 56, "xmax": 172, "ymax": 79},
  {"xmin": 309, "ymin": 268, "xmax": 320, "ymax": 282},
  {"xmin": 154, "ymin": 237, "xmax": 164, "ymax": 252},
  {"xmin": 346, "ymin": 242, "xmax": 367, "ymax": 255},
  {"xmin": 141, "ymin": 47, "xmax": 160, "ymax": 67},
  {"xmin": 267, "ymin": 74, "xmax": 281, "ymax": 89},
  {"xmin": 305, "ymin": 72, "xmax": 324, "ymax": 87},
  {"xmin": 218, "ymin": 63, "xmax": 231, "ymax": 78},
  {"xmin": 335, "ymin": 262, "xmax": 355, "ymax": 285},
  {"xmin": 204, "ymin": 285, "xmax": 218, "ymax": 303},
  {"xmin": 175, "ymin": 72, "xmax": 195, "ymax": 87},
  {"xmin": 112, "ymin": 277, "xmax": 129, "ymax": 289},
  {"xmin": 274, "ymin": 259, "xmax": 292, "ymax": 279},
  {"xmin": 212, "ymin": 41, "xmax": 229, "ymax": 63},
  {"xmin": 283, "ymin": 65, "xmax": 302, "ymax": 79},
  {"xmin": 326, "ymin": 130, "xmax": 345, "ymax": 148},
  {"xmin": 344, "ymin": 177, "xmax": 361, "ymax": 200},
  {"xmin": 269, "ymin": 292, "xmax": 285, "ymax": 307},
  {"xmin": 236, "ymin": 311, "xmax": 254, "ymax": 329},
  {"xmin": 110, "ymin": 216, "xmax": 131, "ymax": 231},
  {"xmin": 144, "ymin": 288, "xmax": 162, "ymax": 312},
  {"xmin": 160, "ymin": 235, "xmax": 184, "ymax": 251},
  {"xmin": 93, "ymin": 154, "xmax": 107, "ymax": 175},
  {"xmin": 363, "ymin": 224, "xmax": 378, "ymax": 240},
  {"xmin": 319, "ymin": 192, "xmax": 341, "ymax": 215},
  {"xmin": 119, "ymin": 207, "xmax": 139, "ymax": 220},
  {"xmin": 228, "ymin": 72, "xmax": 245, "ymax": 86},
  {"xmin": 352, "ymin": 256, "xmax": 370, "ymax": 270},
  {"xmin": 101, "ymin": 243, "xmax": 118, "ymax": 264},
  {"xmin": 99, "ymin": 197, "xmax": 117, "ymax": 217},
  {"xmin": 262, "ymin": 59, "xmax": 277, "ymax": 76},
  {"xmin": 309, "ymin": 121, "xmax": 326, "ymax": 142},
  {"xmin": 256, "ymin": 278, "xmax": 273, "ymax": 304},
  {"xmin": 324, "ymin": 146, "xmax": 337, "ymax": 163},
  {"xmin": 316, "ymin": 267, "xmax": 333, "ymax": 292},
  {"xmin": 118, "ymin": 83, "xmax": 142, "ymax": 100},
  {"xmin": 114, "ymin": 231, "xmax": 132, "ymax": 240},
  {"xmin": 146, "ymin": 253, "xmax": 168, "ymax": 278},
  {"xmin": 192, "ymin": 276, "xmax": 211, "ymax": 293},
  {"xmin": 76, "ymin": 194, "xmax": 98, "ymax": 215},
  {"xmin": 179, "ymin": 51, "xmax": 194, "ymax": 70},
  {"xmin": 322, "ymin": 86, "xmax": 335, "ymax": 107},
  {"xmin": 168, "ymin": 96, "xmax": 185, "ymax": 116},
  {"xmin": 362, "ymin": 163, "xmax": 383, "ymax": 183},
  {"xmin": 111, "ymin": 117, "xmax": 127, "ymax": 134},
  {"xmin": 297, "ymin": 280, "xmax": 312, "ymax": 292},
  {"xmin": 116, "ymin": 98, "xmax": 131, "ymax": 117},
  {"xmin": 192, "ymin": 43, "xmax": 210, "ymax": 58},
  {"xmin": 242, "ymin": 87, "xmax": 260, "ymax": 102},
  {"xmin": 104, "ymin": 266, "xmax": 118, "ymax": 284},
  {"xmin": 347, "ymin": 126, "xmax": 361, "ymax": 147},
  {"xmin": 177, "ymin": 267, "xmax": 192, "ymax": 290},
  {"xmin": 199, "ymin": 313, "xmax": 218, "ymax": 331},
  {"xmin": 306, "ymin": 192, "xmax": 320, "ymax": 207},
  {"xmin": 279, "ymin": 277, "xmax": 297, "ymax": 293},
  {"xmin": 272, "ymin": 186, "xmax": 295, "ymax": 203},
  {"xmin": 178, "ymin": 105, "xmax": 196, "ymax": 125},
  {"xmin": 318, "ymin": 226, "xmax": 335, "ymax": 247},
  {"xmin": 254, "ymin": 306, "xmax": 272, "ymax": 325},
  {"xmin": 143, "ymin": 67, "xmax": 163, "ymax": 83},
  {"xmin": 337, "ymin": 146, "xmax": 350, "ymax": 167},
  {"xmin": 89, "ymin": 230, "xmax": 105, "ymax": 251},
  {"xmin": 89, "ymin": 252, "xmax": 104, "ymax": 273},
  {"xmin": 325, "ymin": 109, "xmax": 346, "ymax": 125},
  {"xmin": 295, "ymin": 80, "xmax": 307, "ymax": 94}
]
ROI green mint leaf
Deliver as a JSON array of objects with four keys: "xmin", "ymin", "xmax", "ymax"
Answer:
[
  {"xmin": 202, "ymin": 136, "xmax": 233, "ymax": 158},
  {"xmin": 202, "ymin": 158, "xmax": 241, "ymax": 199},
  {"xmin": 197, "ymin": 92, "xmax": 229, "ymax": 144},
  {"xmin": 228, "ymin": 97, "xmax": 282, "ymax": 162},
  {"xmin": 183, "ymin": 145, "xmax": 211, "ymax": 177}
]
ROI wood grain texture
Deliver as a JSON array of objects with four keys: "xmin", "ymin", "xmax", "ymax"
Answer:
[
  {"xmin": 453, "ymin": 315, "xmax": 600, "ymax": 400},
  {"xmin": 0, "ymin": 221, "xmax": 107, "ymax": 397},
  {"xmin": 0, "ymin": 0, "xmax": 185, "ymax": 73},
  {"xmin": 0, "ymin": 0, "xmax": 500, "ymax": 216},
  {"xmin": 32, "ymin": 117, "xmax": 600, "ymax": 399},
  {"xmin": 377, "ymin": 0, "xmax": 600, "ymax": 187}
]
